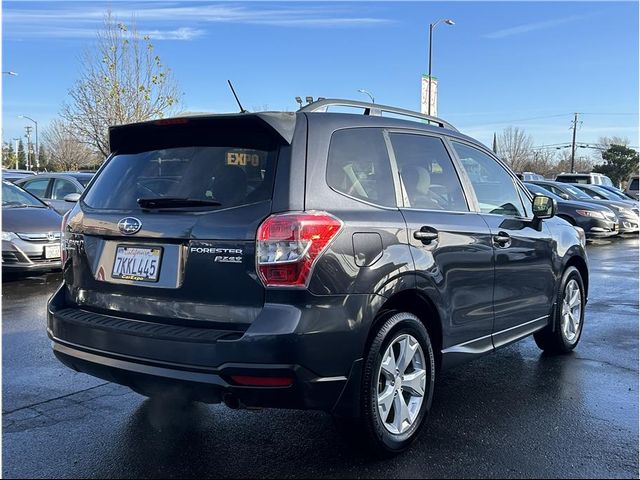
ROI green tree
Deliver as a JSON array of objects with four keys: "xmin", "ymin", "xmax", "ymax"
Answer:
[
  {"xmin": 17, "ymin": 140, "xmax": 26, "ymax": 169},
  {"xmin": 2, "ymin": 142, "xmax": 16, "ymax": 168},
  {"xmin": 593, "ymin": 144, "xmax": 639, "ymax": 187},
  {"xmin": 38, "ymin": 144, "xmax": 47, "ymax": 170}
]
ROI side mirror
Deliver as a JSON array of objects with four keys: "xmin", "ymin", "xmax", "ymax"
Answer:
[
  {"xmin": 532, "ymin": 195, "xmax": 556, "ymax": 219},
  {"xmin": 64, "ymin": 193, "xmax": 81, "ymax": 203}
]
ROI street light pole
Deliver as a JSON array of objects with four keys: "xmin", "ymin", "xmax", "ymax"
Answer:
[
  {"xmin": 427, "ymin": 18, "xmax": 454, "ymax": 116},
  {"xmin": 11, "ymin": 137, "xmax": 20, "ymax": 169},
  {"xmin": 19, "ymin": 115, "xmax": 38, "ymax": 171}
]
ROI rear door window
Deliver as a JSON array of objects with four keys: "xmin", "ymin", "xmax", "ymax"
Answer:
[
  {"xmin": 83, "ymin": 147, "xmax": 277, "ymax": 210},
  {"xmin": 390, "ymin": 133, "xmax": 468, "ymax": 211},
  {"xmin": 326, "ymin": 128, "xmax": 396, "ymax": 207}
]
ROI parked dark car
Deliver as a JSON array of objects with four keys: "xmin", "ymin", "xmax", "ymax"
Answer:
[
  {"xmin": 531, "ymin": 180, "xmax": 639, "ymax": 234},
  {"xmin": 569, "ymin": 184, "xmax": 639, "ymax": 233},
  {"xmin": 16, "ymin": 172, "xmax": 95, "ymax": 214},
  {"xmin": 524, "ymin": 182, "xmax": 618, "ymax": 238},
  {"xmin": 49, "ymin": 100, "xmax": 589, "ymax": 455},
  {"xmin": 2, "ymin": 169, "xmax": 37, "ymax": 183},
  {"xmin": 2, "ymin": 180, "xmax": 62, "ymax": 272}
]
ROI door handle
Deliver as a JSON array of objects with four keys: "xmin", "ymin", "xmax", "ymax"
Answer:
[
  {"xmin": 414, "ymin": 228, "xmax": 439, "ymax": 244},
  {"xmin": 493, "ymin": 232, "xmax": 511, "ymax": 247}
]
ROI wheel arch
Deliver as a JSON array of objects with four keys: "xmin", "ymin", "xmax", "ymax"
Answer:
[
  {"xmin": 565, "ymin": 254, "xmax": 589, "ymax": 298},
  {"xmin": 367, "ymin": 289, "xmax": 443, "ymax": 370}
]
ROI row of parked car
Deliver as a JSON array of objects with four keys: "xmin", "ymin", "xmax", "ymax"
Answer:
[
  {"xmin": 2, "ymin": 164, "xmax": 638, "ymax": 275},
  {"xmin": 514, "ymin": 171, "xmax": 639, "ymax": 238},
  {"xmin": 2, "ymin": 169, "xmax": 95, "ymax": 273}
]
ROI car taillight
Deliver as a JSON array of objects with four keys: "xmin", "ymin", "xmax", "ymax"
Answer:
[
  {"xmin": 256, "ymin": 211, "xmax": 342, "ymax": 287},
  {"xmin": 60, "ymin": 211, "xmax": 71, "ymax": 264}
]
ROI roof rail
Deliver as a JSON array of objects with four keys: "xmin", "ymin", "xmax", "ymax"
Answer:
[{"xmin": 298, "ymin": 98, "xmax": 458, "ymax": 131}]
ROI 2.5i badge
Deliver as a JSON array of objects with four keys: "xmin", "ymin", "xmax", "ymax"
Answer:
[{"xmin": 190, "ymin": 245, "xmax": 243, "ymax": 264}]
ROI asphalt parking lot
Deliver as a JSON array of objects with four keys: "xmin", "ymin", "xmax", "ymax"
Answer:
[{"xmin": 2, "ymin": 236, "xmax": 638, "ymax": 479}]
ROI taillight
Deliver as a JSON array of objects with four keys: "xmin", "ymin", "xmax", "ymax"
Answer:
[
  {"xmin": 256, "ymin": 211, "xmax": 342, "ymax": 287},
  {"xmin": 60, "ymin": 211, "xmax": 71, "ymax": 264}
]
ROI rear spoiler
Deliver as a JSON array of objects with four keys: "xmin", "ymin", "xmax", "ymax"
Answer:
[{"xmin": 108, "ymin": 112, "xmax": 297, "ymax": 154}]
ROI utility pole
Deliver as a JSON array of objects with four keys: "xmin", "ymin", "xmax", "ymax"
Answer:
[
  {"xmin": 24, "ymin": 126, "xmax": 33, "ymax": 171},
  {"xmin": 570, "ymin": 113, "xmax": 579, "ymax": 173}
]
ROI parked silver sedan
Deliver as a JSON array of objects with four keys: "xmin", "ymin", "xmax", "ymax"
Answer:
[
  {"xmin": 15, "ymin": 172, "xmax": 94, "ymax": 214},
  {"xmin": 2, "ymin": 181, "xmax": 62, "ymax": 272}
]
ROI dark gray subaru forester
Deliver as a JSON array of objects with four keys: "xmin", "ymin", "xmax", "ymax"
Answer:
[{"xmin": 48, "ymin": 99, "xmax": 588, "ymax": 455}]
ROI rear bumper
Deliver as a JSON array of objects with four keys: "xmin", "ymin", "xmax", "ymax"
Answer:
[{"xmin": 47, "ymin": 285, "xmax": 370, "ymax": 413}]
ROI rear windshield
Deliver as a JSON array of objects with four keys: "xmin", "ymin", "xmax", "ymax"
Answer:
[
  {"xmin": 83, "ymin": 146, "xmax": 277, "ymax": 210},
  {"xmin": 557, "ymin": 175, "xmax": 589, "ymax": 184},
  {"xmin": 2, "ymin": 181, "xmax": 46, "ymax": 208}
]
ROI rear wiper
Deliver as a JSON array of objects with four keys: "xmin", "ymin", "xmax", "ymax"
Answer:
[{"xmin": 137, "ymin": 197, "xmax": 222, "ymax": 209}]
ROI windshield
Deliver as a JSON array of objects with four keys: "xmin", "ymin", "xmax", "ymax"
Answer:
[
  {"xmin": 525, "ymin": 183, "xmax": 563, "ymax": 202},
  {"xmin": 84, "ymin": 146, "xmax": 278, "ymax": 210},
  {"xmin": 588, "ymin": 185, "xmax": 624, "ymax": 200},
  {"xmin": 2, "ymin": 181, "xmax": 46, "ymax": 208},
  {"xmin": 602, "ymin": 187, "xmax": 630, "ymax": 200},
  {"xmin": 561, "ymin": 185, "xmax": 592, "ymax": 200}
]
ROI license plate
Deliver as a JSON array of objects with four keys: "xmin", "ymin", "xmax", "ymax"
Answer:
[
  {"xmin": 112, "ymin": 246, "xmax": 163, "ymax": 282},
  {"xmin": 45, "ymin": 245, "xmax": 61, "ymax": 259}
]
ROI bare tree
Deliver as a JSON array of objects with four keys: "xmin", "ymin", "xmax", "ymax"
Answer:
[
  {"xmin": 496, "ymin": 127, "xmax": 534, "ymax": 171},
  {"xmin": 554, "ymin": 149, "xmax": 595, "ymax": 175},
  {"xmin": 43, "ymin": 120, "xmax": 97, "ymax": 171},
  {"xmin": 520, "ymin": 149, "xmax": 557, "ymax": 178},
  {"xmin": 61, "ymin": 12, "xmax": 181, "ymax": 157},
  {"xmin": 598, "ymin": 136, "xmax": 630, "ymax": 148}
]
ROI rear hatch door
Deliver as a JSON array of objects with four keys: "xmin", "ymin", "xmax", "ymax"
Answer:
[{"xmin": 65, "ymin": 113, "xmax": 296, "ymax": 328}]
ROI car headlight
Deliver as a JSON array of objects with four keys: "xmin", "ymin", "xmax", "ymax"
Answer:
[
  {"xmin": 1, "ymin": 232, "xmax": 17, "ymax": 241},
  {"xmin": 576, "ymin": 210, "xmax": 605, "ymax": 219}
]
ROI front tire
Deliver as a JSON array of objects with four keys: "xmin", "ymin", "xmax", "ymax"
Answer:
[
  {"xmin": 534, "ymin": 266, "xmax": 585, "ymax": 354},
  {"xmin": 359, "ymin": 312, "xmax": 436, "ymax": 456}
]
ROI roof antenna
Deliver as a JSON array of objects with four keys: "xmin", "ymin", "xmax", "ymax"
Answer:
[{"xmin": 227, "ymin": 80, "xmax": 247, "ymax": 113}]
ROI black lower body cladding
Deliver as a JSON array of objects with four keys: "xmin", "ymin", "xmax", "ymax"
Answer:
[{"xmin": 47, "ymin": 285, "xmax": 379, "ymax": 412}]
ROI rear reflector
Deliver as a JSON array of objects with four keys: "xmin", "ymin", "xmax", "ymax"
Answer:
[
  {"xmin": 256, "ymin": 211, "xmax": 342, "ymax": 287},
  {"xmin": 230, "ymin": 375, "xmax": 293, "ymax": 387}
]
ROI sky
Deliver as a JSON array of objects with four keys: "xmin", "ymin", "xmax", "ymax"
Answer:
[{"xmin": 2, "ymin": 1, "xmax": 639, "ymax": 156}]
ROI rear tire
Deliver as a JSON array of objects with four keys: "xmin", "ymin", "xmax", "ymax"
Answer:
[
  {"xmin": 534, "ymin": 266, "xmax": 585, "ymax": 354},
  {"xmin": 351, "ymin": 312, "xmax": 436, "ymax": 456}
]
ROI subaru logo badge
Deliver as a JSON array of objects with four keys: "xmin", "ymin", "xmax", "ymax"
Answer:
[{"xmin": 118, "ymin": 217, "xmax": 142, "ymax": 235}]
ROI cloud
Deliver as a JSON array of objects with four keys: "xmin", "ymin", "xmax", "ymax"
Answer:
[
  {"xmin": 3, "ymin": 2, "xmax": 392, "ymax": 40},
  {"xmin": 140, "ymin": 27, "xmax": 205, "ymax": 41},
  {"xmin": 483, "ymin": 12, "xmax": 597, "ymax": 39}
]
